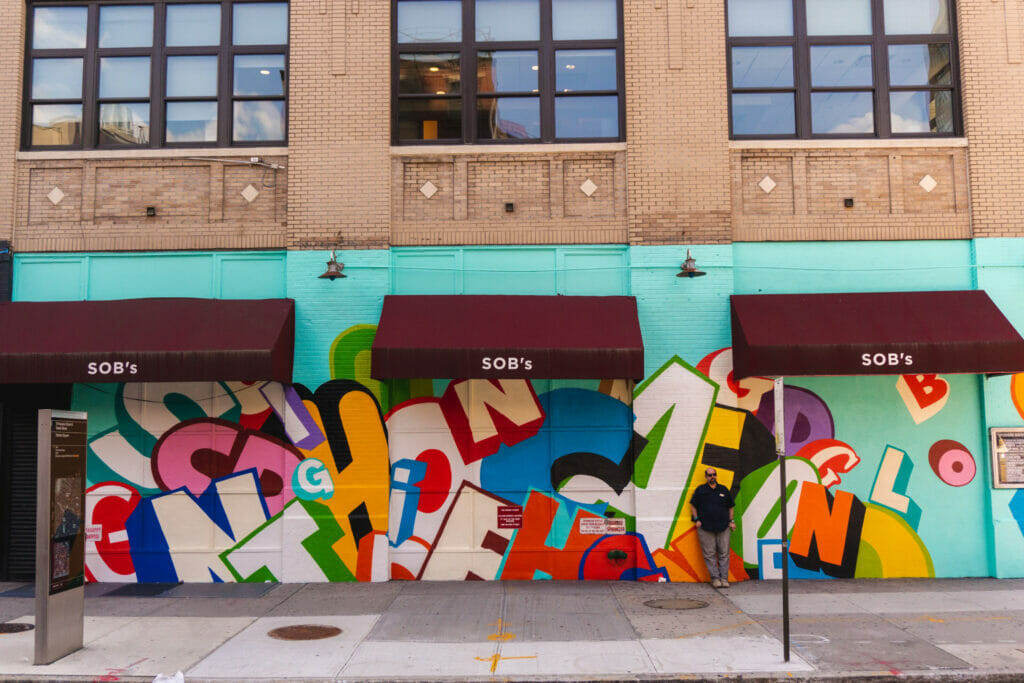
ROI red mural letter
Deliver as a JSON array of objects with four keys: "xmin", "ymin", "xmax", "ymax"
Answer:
[{"xmin": 439, "ymin": 379, "xmax": 545, "ymax": 464}]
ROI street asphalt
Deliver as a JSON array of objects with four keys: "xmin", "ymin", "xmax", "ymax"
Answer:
[{"xmin": 1, "ymin": 577, "xmax": 1023, "ymax": 682}]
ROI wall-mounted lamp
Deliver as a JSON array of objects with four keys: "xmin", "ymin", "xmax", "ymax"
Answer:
[
  {"xmin": 677, "ymin": 249, "xmax": 706, "ymax": 278},
  {"xmin": 319, "ymin": 249, "xmax": 346, "ymax": 280},
  {"xmin": 146, "ymin": 206, "xmax": 156, "ymax": 217}
]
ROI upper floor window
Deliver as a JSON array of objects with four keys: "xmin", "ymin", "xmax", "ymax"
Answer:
[
  {"xmin": 25, "ymin": 0, "xmax": 288, "ymax": 149},
  {"xmin": 393, "ymin": 0, "xmax": 624, "ymax": 144},
  {"xmin": 727, "ymin": 0, "xmax": 960, "ymax": 138}
]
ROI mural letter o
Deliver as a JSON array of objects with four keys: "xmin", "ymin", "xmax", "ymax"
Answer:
[{"xmin": 928, "ymin": 440, "xmax": 975, "ymax": 487}]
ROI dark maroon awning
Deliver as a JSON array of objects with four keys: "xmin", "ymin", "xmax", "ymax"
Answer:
[
  {"xmin": 0, "ymin": 298, "xmax": 294, "ymax": 383},
  {"xmin": 371, "ymin": 295, "xmax": 644, "ymax": 380},
  {"xmin": 731, "ymin": 290, "xmax": 1024, "ymax": 379}
]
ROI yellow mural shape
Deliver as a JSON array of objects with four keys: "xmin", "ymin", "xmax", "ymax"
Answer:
[
  {"xmin": 664, "ymin": 405, "xmax": 739, "ymax": 545},
  {"xmin": 856, "ymin": 503, "xmax": 934, "ymax": 578},
  {"xmin": 299, "ymin": 390, "xmax": 391, "ymax": 575}
]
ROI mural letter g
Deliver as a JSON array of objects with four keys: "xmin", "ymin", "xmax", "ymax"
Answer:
[{"xmin": 293, "ymin": 458, "xmax": 335, "ymax": 501}]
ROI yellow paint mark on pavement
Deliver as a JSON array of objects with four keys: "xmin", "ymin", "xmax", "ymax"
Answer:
[{"xmin": 475, "ymin": 654, "xmax": 537, "ymax": 673}]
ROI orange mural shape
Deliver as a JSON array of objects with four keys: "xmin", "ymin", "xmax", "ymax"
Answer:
[{"xmin": 1013, "ymin": 373, "xmax": 1024, "ymax": 421}]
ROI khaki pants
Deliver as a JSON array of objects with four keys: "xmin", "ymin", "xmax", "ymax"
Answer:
[{"xmin": 697, "ymin": 527, "xmax": 731, "ymax": 581}]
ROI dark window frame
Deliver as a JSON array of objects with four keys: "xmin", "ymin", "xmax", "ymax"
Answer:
[
  {"xmin": 23, "ymin": 0, "xmax": 289, "ymax": 150},
  {"xmin": 392, "ymin": 0, "xmax": 626, "ymax": 145},
  {"xmin": 726, "ymin": 0, "xmax": 962, "ymax": 139}
]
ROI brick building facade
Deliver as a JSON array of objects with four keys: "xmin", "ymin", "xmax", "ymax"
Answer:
[{"xmin": 2, "ymin": 1, "xmax": 1024, "ymax": 584}]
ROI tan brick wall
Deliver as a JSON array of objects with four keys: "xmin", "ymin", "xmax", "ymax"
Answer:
[
  {"xmin": 957, "ymin": 0, "xmax": 1024, "ymax": 237},
  {"xmin": 5, "ymin": 0, "xmax": 1024, "ymax": 254},
  {"xmin": 391, "ymin": 149, "xmax": 627, "ymax": 245},
  {"xmin": 624, "ymin": 0, "xmax": 731, "ymax": 245},
  {"xmin": 13, "ymin": 156, "xmax": 287, "ymax": 252},
  {"xmin": 731, "ymin": 146, "xmax": 970, "ymax": 241},
  {"xmin": 0, "ymin": 0, "xmax": 25, "ymax": 243},
  {"xmin": 286, "ymin": 0, "xmax": 391, "ymax": 250}
]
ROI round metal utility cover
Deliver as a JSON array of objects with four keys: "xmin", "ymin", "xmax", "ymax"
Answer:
[
  {"xmin": 644, "ymin": 598, "xmax": 708, "ymax": 610},
  {"xmin": 0, "ymin": 623, "xmax": 34, "ymax": 634},
  {"xmin": 267, "ymin": 624, "xmax": 342, "ymax": 641}
]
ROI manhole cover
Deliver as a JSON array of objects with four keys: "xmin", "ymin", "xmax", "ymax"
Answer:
[
  {"xmin": 644, "ymin": 598, "xmax": 708, "ymax": 610},
  {"xmin": 0, "ymin": 623, "xmax": 34, "ymax": 634},
  {"xmin": 267, "ymin": 624, "xmax": 342, "ymax": 641}
]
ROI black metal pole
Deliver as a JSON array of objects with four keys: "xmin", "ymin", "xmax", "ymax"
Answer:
[{"xmin": 774, "ymin": 377, "xmax": 790, "ymax": 662}]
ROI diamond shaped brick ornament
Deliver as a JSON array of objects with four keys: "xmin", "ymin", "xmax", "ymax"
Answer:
[
  {"xmin": 420, "ymin": 181, "xmax": 438, "ymax": 199},
  {"xmin": 241, "ymin": 184, "xmax": 260, "ymax": 203},
  {"xmin": 47, "ymin": 187, "xmax": 65, "ymax": 205},
  {"xmin": 758, "ymin": 176, "xmax": 776, "ymax": 194},
  {"xmin": 580, "ymin": 178, "xmax": 598, "ymax": 197},
  {"xmin": 919, "ymin": 174, "xmax": 938, "ymax": 193}
]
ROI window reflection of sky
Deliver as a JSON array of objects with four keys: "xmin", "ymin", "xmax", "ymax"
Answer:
[
  {"xmin": 888, "ymin": 44, "xmax": 950, "ymax": 86},
  {"xmin": 812, "ymin": 92, "xmax": 874, "ymax": 133},
  {"xmin": 476, "ymin": 0, "xmax": 538, "ymax": 41},
  {"xmin": 397, "ymin": 1, "xmax": 461, "ymax": 43},
  {"xmin": 732, "ymin": 93, "xmax": 795, "ymax": 135},
  {"xmin": 32, "ymin": 59, "xmax": 83, "ymax": 99},
  {"xmin": 555, "ymin": 96, "xmax": 617, "ymax": 137},
  {"xmin": 167, "ymin": 102, "xmax": 218, "ymax": 142},
  {"xmin": 732, "ymin": 47, "xmax": 792, "ymax": 88},
  {"xmin": 33, "ymin": 7, "xmax": 87, "ymax": 49},
  {"xmin": 234, "ymin": 100, "xmax": 285, "ymax": 141},
  {"xmin": 811, "ymin": 46, "xmax": 872, "ymax": 87}
]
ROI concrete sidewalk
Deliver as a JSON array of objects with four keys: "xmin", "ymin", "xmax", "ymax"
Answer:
[{"xmin": 1, "ymin": 577, "xmax": 1024, "ymax": 682}]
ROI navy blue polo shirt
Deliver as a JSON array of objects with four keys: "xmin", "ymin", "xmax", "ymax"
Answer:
[{"xmin": 691, "ymin": 483, "xmax": 735, "ymax": 533}]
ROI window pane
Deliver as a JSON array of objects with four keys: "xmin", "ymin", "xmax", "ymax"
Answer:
[
  {"xmin": 234, "ymin": 55, "xmax": 285, "ymax": 96},
  {"xmin": 233, "ymin": 3, "xmax": 288, "ymax": 45},
  {"xmin": 99, "ymin": 6, "xmax": 153, "ymax": 48},
  {"xmin": 167, "ymin": 56, "xmax": 218, "ymax": 97},
  {"xmin": 478, "ymin": 51, "xmax": 537, "ymax": 93},
  {"xmin": 476, "ymin": 0, "xmax": 538, "ymax": 41},
  {"xmin": 32, "ymin": 104, "xmax": 82, "ymax": 145},
  {"xmin": 811, "ymin": 91, "xmax": 874, "ymax": 133},
  {"xmin": 555, "ymin": 95, "xmax": 617, "ymax": 138},
  {"xmin": 233, "ymin": 100, "xmax": 285, "ymax": 140},
  {"xmin": 556, "ymin": 49, "xmax": 616, "ymax": 91},
  {"xmin": 731, "ymin": 47, "xmax": 793, "ymax": 88},
  {"xmin": 890, "ymin": 90, "xmax": 953, "ymax": 133},
  {"xmin": 397, "ymin": 1, "xmax": 461, "ymax": 42},
  {"xmin": 167, "ymin": 101, "xmax": 217, "ymax": 142},
  {"xmin": 99, "ymin": 102, "xmax": 150, "ymax": 144},
  {"xmin": 398, "ymin": 98, "xmax": 462, "ymax": 140},
  {"xmin": 727, "ymin": 0, "xmax": 792, "ymax": 36},
  {"xmin": 477, "ymin": 97, "xmax": 540, "ymax": 139},
  {"xmin": 810, "ymin": 45, "xmax": 873, "ymax": 87},
  {"xmin": 167, "ymin": 4, "xmax": 221, "ymax": 46},
  {"xmin": 32, "ymin": 58, "xmax": 83, "ymax": 100},
  {"xmin": 32, "ymin": 7, "xmax": 87, "ymax": 49},
  {"xmin": 552, "ymin": 0, "xmax": 616, "ymax": 40},
  {"xmin": 888, "ymin": 44, "xmax": 950, "ymax": 85},
  {"xmin": 401, "ymin": 54, "xmax": 461, "ymax": 94},
  {"xmin": 732, "ymin": 92, "xmax": 795, "ymax": 134},
  {"xmin": 99, "ymin": 57, "xmax": 151, "ymax": 99},
  {"xmin": 884, "ymin": 0, "xmax": 948, "ymax": 34},
  {"xmin": 807, "ymin": 0, "xmax": 871, "ymax": 35}
]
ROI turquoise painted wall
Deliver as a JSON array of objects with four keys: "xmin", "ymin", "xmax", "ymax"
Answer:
[
  {"xmin": 976, "ymin": 239, "xmax": 1024, "ymax": 576},
  {"xmin": 13, "ymin": 251, "xmax": 287, "ymax": 301},
  {"xmin": 11, "ymin": 240, "xmax": 1024, "ymax": 581}
]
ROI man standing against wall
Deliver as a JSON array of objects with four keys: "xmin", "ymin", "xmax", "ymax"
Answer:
[{"xmin": 690, "ymin": 467, "xmax": 736, "ymax": 588}]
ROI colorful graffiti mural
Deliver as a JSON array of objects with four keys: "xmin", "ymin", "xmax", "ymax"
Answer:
[{"xmin": 76, "ymin": 324, "xmax": 1012, "ymax": 584}]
